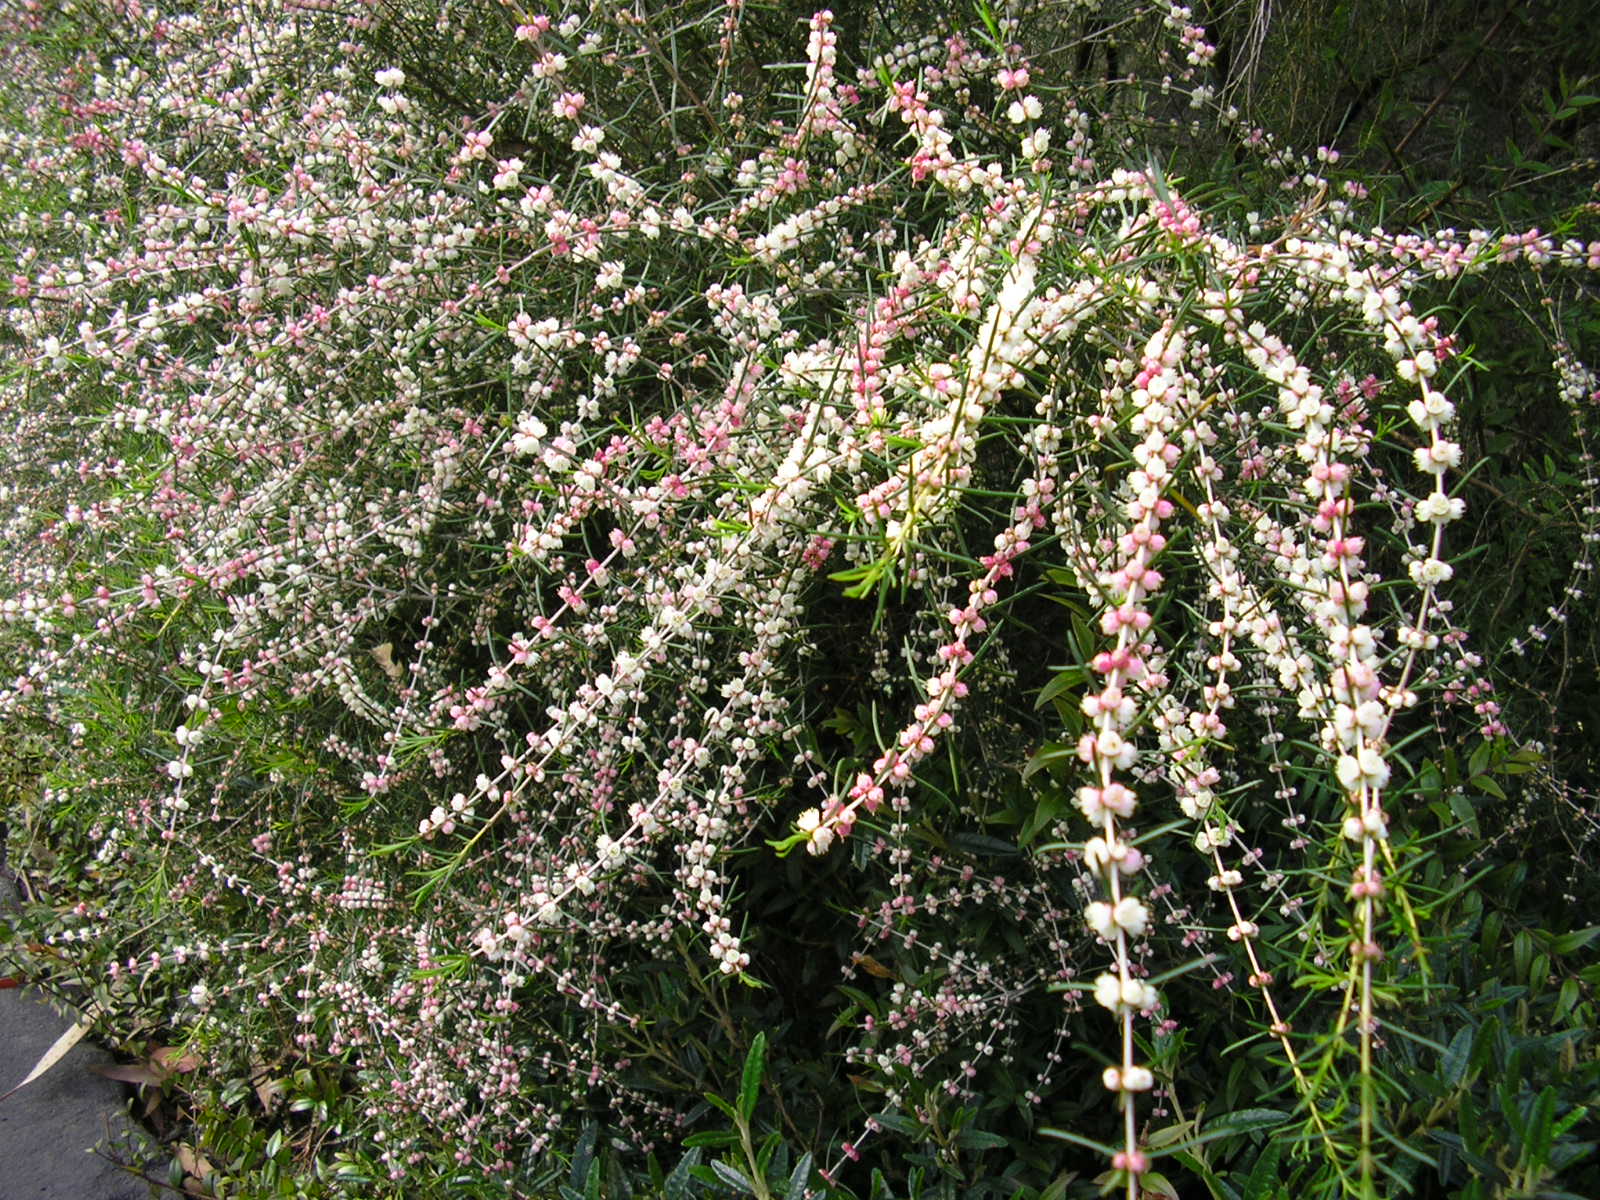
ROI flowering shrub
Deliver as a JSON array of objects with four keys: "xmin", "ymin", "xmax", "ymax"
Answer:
[{"xmin": 2, "ymin": 1, "xmax": 1598, "ymax": 1198}]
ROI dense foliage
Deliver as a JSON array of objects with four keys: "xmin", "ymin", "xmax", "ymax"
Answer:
[{"xmin": 2, "ymin": 2, "xmax": 1597, "ymax": 1198}]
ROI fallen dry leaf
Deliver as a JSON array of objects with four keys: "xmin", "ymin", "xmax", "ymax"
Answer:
[
  {"xmin": 151, "ymin": 1046, "xmax": 201, "ymax": 1075},
  {"xmin": 177, "ymin": 1142, "xmax": 216, "ymax": 1196},
  {"xmin": 852, "ymin": 953, "xmax": 895, "ymax": 979},
  {"xmin": 89, "ymin": 1044, "xmax": 199, "ymax": 1089},
  {"xmin": 253, "ymin": 1071, "xmax": 284, "ymax": 1112},
  {"xmin": 90, "ymin": 1062, "xmax": 164, "ymax": 1087},
  {"xmin": 370, "ymin": 641, "xmax": 403, "ymax": 681}
]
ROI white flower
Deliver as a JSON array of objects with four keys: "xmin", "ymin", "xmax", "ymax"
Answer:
[
  {"xmin": 1414, "ymin": 492, "xmax": 1465, "ymax": 524},
  {"xmin": 1103, "ymin": 1064, "xmax": 1155, "ymax": 1091},
  {"xmin": 1336, "ymin": 746, "xmax": 1391, "ymax": 791},
  {"xmin": 1112, "ymin": 896, "xmax": 1149, "ymax": 938},
  {"xmin": 797, "ymin": 808, "xmax": 834, "ymax": 855},
  {"xmin": 1408, "ymin": 556, "xmax": 1453, "ymax": 585},
  {"xmin": 493, "ymin": 158, "xmax": 524, "ymax": 190},
  {"xmin": 1093, "ymin": 972, "xmax": 1123, "ymax": 1010},
  {"xmin": 1413, "ymin": 440, "xmax": 1462, "ymax": 474},
  {"xmin": 374, "ymin": 67, "xmax": 406, "ymax": 89},
  {"xmin": 1084, "ymin": 837, "xmax": 1113, "ymax": 874},
  {"xmin": 1086, "ymin": 901, "xmax": 1116, "ymax": 939},
  {"xmin": 510, "ymin": 414, "xmax": 547, "ymax": 456},
  {"xmin": 1006, "ymin": 94, "xmax": 1043, "ymax": 123},
  {"xmin": 1092, "ymin": 973, "xmax": 1158, "ymax": 1012},
  {"xmin": 1122, "ymin": 978, "xmax": 1158, "ymax": 1011}
]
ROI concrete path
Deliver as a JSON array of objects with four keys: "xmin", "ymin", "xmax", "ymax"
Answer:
[{"xmin": 0, "ymin": 986, "xmax": 149, "ymax": 1200}]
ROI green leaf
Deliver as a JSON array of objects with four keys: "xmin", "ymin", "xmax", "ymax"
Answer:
[
  {"xmin": 664, "ymin": 1150, "xmax": 702, "ymax": 1200},
  {"xmin": 1473, "ymin": 774, "xmax": 1507, "ymax": 800},
  {"xmin": 954, "ymin": 1128, "xmax": 1009, "ymax": 1150},
  {"xmin": 1459, "ymin": 1092, "xmax": 1485, "ymax": 1158},
  {"xmin": 1171, "ymin": 1151, "xmax": 1236, "ymax": 1200},
  {"xmin": 1554, "ymin": 978, "xmax": 1581, "ymax": 1022},
  {"xmin": 689, "ymin": 1165, "xmax": 737, "ymax": 1192},
  {"xmin": 1552, "ymin": 926, "xmax": 1600, "ymax": 955},
  {"xmin": 739, "ymin": 1033, "xmax": 766, "ymax": 1123},
  {"xmin": 1242, "ymin": 1136, "xmax": 1282, "ymax": 1200},
  {"xmin": 1439, "ymin": 1024, "xmax": 1472, "ymax": 1090},
  {"xmin": 1522, "ymin": 1086, "xmax": 1558, "ymax": 1170},
  {"xmin": 871, "ymin": 1111, "xmax": 924, "ymax": 1137},
  {"xmin": 1516, "ymin": 930, "xmax": 1539, "ymax": 981},
  {"xmin": 1469, "ymin": 1016, "xmax": 1500, "ymax": 1080},
  {"xmin": 569, "ymin": 1122, "xmax": 597, "ymax": 1194},
  {"xmin": 704, "ymin": 1091, "xmax": 738, "ymax": 1120},
  {"xmin": 1039, "ymin": 1127, "xmax": 1116, "ymax": 1155},
  {"xmin": 683, "ymin": 1130, "xmax": 742, "ymax": 1149},
  {"xmin": 1206, "ymin": 1108, "xmax": 1290, "ymax": 1137},
  {"xmin": 949, "ymin": 832, "xmax": 1019, "ymax": 857},
  {"xmin": 786, "ymin": 1152, "xmax": 814, "ymax": 1198},
  {"xmin": 1146, "ymin": 1121, "xmax": 1196, "ymax": 1151},
  {"xmin": 1019, "ymin": 790, "xmax": 1064, "ymax": 848},
  {"xmin": 829, "ymin": 555, "xmax": 895, "ymax": 600},
  {"xmin": 1034, "ymin": 666, "xmax": 1087, "ymax": 711},
  {"xmin": 1023, "ymin": 741, "xmax": 1074, "ymax": 781},
  {"xmin": 711, "ymin": 1161, "xmax": 756, "ymax": 1194},
  {"xmin": 1430, "ymin": 1130, "xmax": 1504, "ymax": 1182},
  {"xmin": 1468, "ymin": 739, "xmax": 1493, "ymax": 778}
]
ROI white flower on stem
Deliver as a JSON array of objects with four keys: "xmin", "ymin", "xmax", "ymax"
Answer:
[
  {"xmin": 1406, "ymin": 391, "xmax": 1455, "ymax": 428},
  {"xmin": 1336, "ymin": 746, "xmax": 1390, "ymax": 792},
  {"xmin": 1412, "ymin": 440, "xmax": 1462, "ymax": 474},
  {"xmin": 1086, "ymin": 901, "xmax": 1116, "ymax": 939},
  {"xmin": 1005, "ymin": 94, "xmax": 1042, "ymax": 124},
  {"xmin": 1408, "ymin": 557, "xmax": 1453, "ymax": 585},
  {"xmin": 1093, "ymin": 973, "xmax": 1158, "ymax": 1013},
  {"xmin": 1093, "ymin": 972, "xmax": 1123, "ymax": 1010},
  {"xmin": 1084, "ymin": 896, "xmax": 1150, "ymax": 939},
  {"xmin": 1103, "ymin": 1065, "xmax": 1154, "ymax": 1092},
  {"xmin": 1112, "ymin": 896, "xmax": 1149, "ymax": 937},
  {"xmin": 1414, "ymin": 492, "xmax": 1465, "ymax": 524},
  {"xmin": 1085, "ymin": 836, "xmax": 1145, "ymax": 877},
  {"xmin": 797, "ymin": 808, "xmax": 834, "ymax": 855},
  {"xmin": 510, "ymin": 414, "xmax": 547, "ymax": 456},
  {"xmin": 492, "ymin": 158, "xmax": 524, "ymax": 190}
]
